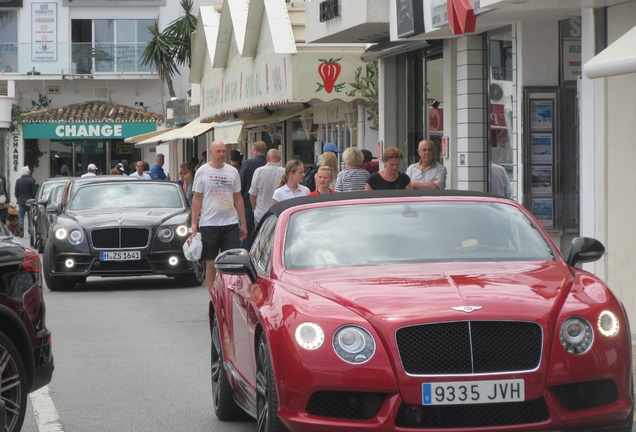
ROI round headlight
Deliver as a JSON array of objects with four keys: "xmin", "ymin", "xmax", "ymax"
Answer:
[
  {"xmin": 68, "ymin": 229, "xmax": 84, "ymax": 245},
  {"xmin": 55, "ymin": 228, "xmax": 68, "ymax": 240},
  {"xmin": 560, "ymin": 316, "xmax": 594, "ymax": 355},
  {"xmin": 295, "ymin": 322, "xmax": 324, "ymax": 350},
  {"xmin": 157, "ymin": 227, "xmax": 175, "ymax": 243},
  {"xmin": 176, "ymin": 225, "xmax": 189, "ymax": 237},
  {"xmin": 598, "ymin": 310, "xmax": 620, "ymax": 337},
  {"xmin": 333, "ymin": 325, "xmax": 375, "ymax": 364}
]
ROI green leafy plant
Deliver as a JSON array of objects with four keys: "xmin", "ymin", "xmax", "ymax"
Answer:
[
  {"xmin": 141, "ymin": 0, "xmax": 197, "ymax": 97},
  {"xmin": 165, "ymin": 0, "xmax": 197, "ymax": 68},
  {"xmin": 346, "ymin": 61, "xmax": 379, "ymax": 130}
]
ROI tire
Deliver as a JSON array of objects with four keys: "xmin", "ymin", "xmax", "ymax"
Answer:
[
  {"xmin": 42, "ymin": 239, "xmax": 76, "ymax": 291},
  {"xmin": 211, "ymin": 314, "xmax": 244, "ymax": 421},
  {"xmin": 175, "ymin": 258, "xmax": 206, "ymax": 286},
  {"xmin": 29, "ymin": 227, "xmax": 36, "ymax": 248},
  {"xmin": 256, "ymin": 333, "xmax": 285, "ymax": 432},
  {"xmin": 37, "ymin": 232, "xmax": 45, "ymax": 254},
  {"xmin": 0, "ymin": 332, "xmax": 28, "ymax": 432}
]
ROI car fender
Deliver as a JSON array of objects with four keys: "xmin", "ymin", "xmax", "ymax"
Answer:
[
  {"xmin": 253, "ymin": 280, "xmax": 399, "ymax": 408},
  {"xmin": 0, "ymin": 305, "xmax": 35, "ymax": 390}
]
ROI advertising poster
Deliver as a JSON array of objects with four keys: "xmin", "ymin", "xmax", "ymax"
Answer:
[
  {"xmin": 530, "ymin": 100, "xmax": 553, "ymax": 131},
  {"xmin": 531, "ymin": 165, "xmax": 552, "ymax": 196},
  {"xmin": 531, "ymin": 133, "xmax": 552, "ymax": 163},
  {"xmin": 532, "ymin": 198, "xmax": 554, "ymax": 229},
  {"xmin": 31, "ymin": 2, "xmax": 57, "ymax": 61}
]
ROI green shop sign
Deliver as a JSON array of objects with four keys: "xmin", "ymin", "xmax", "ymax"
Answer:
[{"xmin": 23, "ymin": 123, "xmax": 157, "ymax": 139}]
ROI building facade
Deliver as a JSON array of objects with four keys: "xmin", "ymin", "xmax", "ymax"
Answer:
[
  {"xmin": 189, "ymin": 0, "xmax": 376, "ymax": 166},
  {"xmin": 0, "ymin": 0, "xmax": 208, "ymax": 191},
  {"xmin": 306, "ymin": 0, "xmax": 636, "ymax": 331}
]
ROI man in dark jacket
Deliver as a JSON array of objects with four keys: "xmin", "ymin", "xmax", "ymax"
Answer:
[
  {"xmin": 239, "ymin": 141, "xmax": 267, "ymax": 248},
  {"xmin": 0, "ymin": 173, "xmax": 9, "ymax": 225},
  {"xmin": 14, "ymin": 166, "xmax": 38, "ymax": 236}
]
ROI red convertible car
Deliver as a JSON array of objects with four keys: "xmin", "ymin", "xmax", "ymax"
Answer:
[{"xmin": 210, "ymin": 190, "xmax": 632, "ymax": 432}]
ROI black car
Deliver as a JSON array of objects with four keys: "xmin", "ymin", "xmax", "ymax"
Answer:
[
  {"xmin": 43, "ymin": 177, "xmax": 205, "ymax": 291},
  {"xmin": 0, "ymin": 222, "xmax": 54, "ymax": 432},
  {"xmin": 26, "ymin": 178, "xmax": 69, "ymax": 253}
]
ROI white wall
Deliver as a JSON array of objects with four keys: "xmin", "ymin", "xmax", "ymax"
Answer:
[{"xmin": 605, "ymin": 1, "xmax": 636, "ymax": 333}]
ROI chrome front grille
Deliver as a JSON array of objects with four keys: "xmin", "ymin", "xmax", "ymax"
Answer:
[
  {"xmin": 91, "ymin": 228, "xmax": 150, "ymax": 249},
  {"xmin": 396, "ymin": 321, "xmax": 542, "ymax": 375}
]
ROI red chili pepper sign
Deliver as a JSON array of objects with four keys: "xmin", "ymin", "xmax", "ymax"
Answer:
[{"xmin": 316, "ymin": 58, "xmax": 346, "ymax": 93}]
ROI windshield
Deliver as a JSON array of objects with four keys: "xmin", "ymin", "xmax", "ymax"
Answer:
[
  {"xmin": 68, "ymin": 182, "xmax": 184, "ymax": 211},
  {"xmin": 284, "ymin": 201, "xmax": 556, "ymax": 270}
]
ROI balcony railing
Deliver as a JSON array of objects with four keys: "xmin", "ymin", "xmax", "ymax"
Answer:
[{"xmin": 0, "ymin": 42, "xmax": 155, "ymax": 75}]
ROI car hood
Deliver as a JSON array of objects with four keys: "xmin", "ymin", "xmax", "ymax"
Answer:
[
  {"xmin": 64, "ymin": 209, "xmax": 186, "ymax": 227},
  {"xmin": 283, "ymin": 261, "xmax": 572, "ymax": 325}
]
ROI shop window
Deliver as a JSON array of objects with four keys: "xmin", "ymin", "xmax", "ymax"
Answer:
[
  {"xmin": 425, "ymin": 51, "xmax": 444, "ymax": 164},
  {"xmin": 487, "ymin": 27, "xmax": 515, "ymax": 194},
  {"xmin": 0, "ymin": 10, "xmax": 18, "ymax": 73}
]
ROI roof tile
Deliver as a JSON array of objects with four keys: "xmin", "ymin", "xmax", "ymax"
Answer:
[{"xmin": 21, "ymin": 101, "xmax": 164, "ymax": 123}]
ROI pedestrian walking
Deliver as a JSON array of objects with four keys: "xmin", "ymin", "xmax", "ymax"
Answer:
[
  {"xmin": 191, "ymin": 140, "xmax": 247, "ymax": 293},
  {"xmin": 335, "ymin": 147, "xmax": 370, "ymax": 192},
  {"xmin": 239, "ymin": 141, "xmax": 267, "ymax": 248},
  {"xmin": 14, "ymin": 166, "xmax": 37, "ymax": 235},
  {"xmin": 406, "ymin": 139, "xmax": 447, "ymax": 190},
  {"xmin": 249, "ymin": 149, "xmax": 285, "ymax": 227},
  {"xmin": 272, "ymin": 160, "xmax": 310, "ymax": 204}
]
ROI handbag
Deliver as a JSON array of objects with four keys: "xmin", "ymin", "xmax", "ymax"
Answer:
[{"xmin": 182, "ymin": 233, "xmax": 202, "ymax": 262}]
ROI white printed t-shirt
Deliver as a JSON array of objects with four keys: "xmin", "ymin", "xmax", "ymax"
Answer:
[{"xmin": 193, "ymin": 163, "xmax": 241, "ymax": 227}]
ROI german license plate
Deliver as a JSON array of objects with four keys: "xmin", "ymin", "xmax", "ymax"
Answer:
[
  {"xmin": 99, "ymin": 251, "xmax": 141, "ymax": 261},
  {"xmin": 422, "ymin": 379, "xmax": 524, "ymax": 405}
]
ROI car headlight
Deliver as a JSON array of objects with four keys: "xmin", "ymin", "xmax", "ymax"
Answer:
[
  {"xmin": 560, "ymin": 316, "xmax": 594, "ymax": 355},
  {"xmin": 333, "ymin": 325, "xmax": 376, "ymax": 364},
  {"xmin": 68, "ymin": 229, "xmax": 84, "ymax": 245},
  {"xmin": 157, "ymin": 227, "xmax": 175, "ymax": 243},
  {"xmin": 55, "ymin": 228, "xmax": 68, "ymax": 240},
  {"xmin": 295, "ymin": 322, "xmax": 324, "ymax": 350},
  {"xmin": 598, "ymin": 310, "xmax": 620, "ymax": 337}
]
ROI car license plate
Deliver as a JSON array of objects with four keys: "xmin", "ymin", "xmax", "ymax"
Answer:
[
  {"xmin": 422, "ymin": 379, "xmax": 524, "ymax": 405},
  {"xmin": 99, "ymin": 251, "xmax": 141, "ymax": 261}
]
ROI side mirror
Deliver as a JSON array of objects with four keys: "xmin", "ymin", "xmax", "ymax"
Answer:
[
  {"xmin": 46, "ymin": 203, "xmax": 61, "ymax": 214},
  {"xmin": 38, "ymin": 198, "xmax": 49, "ymax": 206},
  {"xmin": 566, "ymin": 237, "xmax": 605, "ymax": 267},
  {"xmin": 215, "ymin": 248, "xmax": 258, "ymax": 283},
  {"xmin": 26, "ymin": 198, "xmax": 35, "ymax": 207}
]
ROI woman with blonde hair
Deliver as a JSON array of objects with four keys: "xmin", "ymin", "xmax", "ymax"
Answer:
[
  {"xmin": 318, "ymin": 151, "xmax": 339, "ymax": 188},
  {"xmin": 335, "ymin": 147, "xmax": 370, "ymax": 192},
  {"xmin": 272, "ymin": 160, "xmax": 310, "ymax": 204},
  {"xmin": 179, "ymin": 161, "xmax": 195, "ymax": 205},
  {"xmin": 366, "ymin": 146, "xmax": 411, "ymax": 190}
]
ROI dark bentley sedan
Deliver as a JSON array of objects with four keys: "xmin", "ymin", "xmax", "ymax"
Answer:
[
  {"xmin": 0, "ymin": 222, "xmax": 53, "ymax": 432},
  {"xmin": 27, "ymin": 177, "xmax": 68, "ymax": 253},
  {"xmin": 43, "ymin": 177, "xmax": 205, "ymax": 291}
]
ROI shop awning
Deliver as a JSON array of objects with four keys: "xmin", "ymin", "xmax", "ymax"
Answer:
[
  {"xmin": 212, "ymin": 120, "xmax": 244, "ymax": 144},
  {"xmin": 134, "ymin": 118, "xmax": 216, "ymax": 147},
  {"xmin": 237, "ymin": 105, "xmax": 306, "ymax": 128},
  {"xmin": 124, "ymin": 127, "xmax": 174, "ymax": 144},
  {"xmin": 163, "ymin": 118, "xmax": 216, "ymax": 142},
  {"xmin": 584, "ymin": 25, "xmax": 636, "ymax": 79}
]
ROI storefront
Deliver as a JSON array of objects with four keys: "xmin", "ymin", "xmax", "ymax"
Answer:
[
  {"xmin": 190, "ymin": 2, "xmax": 371, "ymax": 166},
  {"xmin": 16, "ymin": 101, "xmax": 162, "ymax": 186}
]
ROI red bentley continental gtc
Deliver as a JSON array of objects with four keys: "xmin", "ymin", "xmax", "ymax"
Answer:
[{"xmin": 210, "ymin": 190, "xmax": 633, "ymax": 432}]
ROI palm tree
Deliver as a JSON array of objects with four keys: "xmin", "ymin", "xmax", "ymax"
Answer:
[
  {"xmin": 141, "ymin": 21, "xmax": 179, "ymax": 98},
  {"xmin": 165, "ymin": 0, "xmax": 197, "ymax": 68}
]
